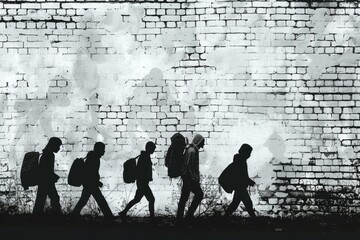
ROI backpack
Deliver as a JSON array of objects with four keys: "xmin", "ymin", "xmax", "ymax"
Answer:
[
  {"xmin": 20, "ymin": 152, "xmax": 40, "ymax": 190},
  {"xmin": 218, "ymin": 163, "xmax": 235, "ymax": 194},
  {"xmin": 68, "ymin": 158, "xmax": 85, "ymax": 187},
  {"xmin": 123, "ymin": 155, "xmax": 140, "ymax": 184},
  {"xmin": 165, "ymin": 133, "xmax": 187, "ymax": 178}
]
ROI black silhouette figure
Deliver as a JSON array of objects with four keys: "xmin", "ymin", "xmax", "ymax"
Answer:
[
  {"xmin": 71, "ymin": 142, "xmax": 114, "ymax": 220},
  {"xmin": 119, "ymin": 141, "xmax": 156, "ymax": 221},
  {"xmin": 33, "ymin": 137, "xmax": 62, "ymax": 216},
  {"xmin": 177, "ymin": 134, "xmax": 205, "ymax": 221},
  {"xmin": 224, "ymin": 144, "xmax": 256, "ymax": 218}
]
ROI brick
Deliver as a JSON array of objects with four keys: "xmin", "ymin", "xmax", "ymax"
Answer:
[
  {"xmin": 200, "ymin": 14, "xmax": 220, "ymax": 21},
  {"xmin": 41, "ymin": 3, "xmax": 60, "ymax": 9},
  {"xmin": 3, "ymin": 42, "xmax": 23, "ymax": 48},
  {"xmin": 21, "ymin": 3, "xmax": 41, "ymax": 9},
  {"xmin": 161, "ymin": 15, "xmax": 180, "ymax": 22}
]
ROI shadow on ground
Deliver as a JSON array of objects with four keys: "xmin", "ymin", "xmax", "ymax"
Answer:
[{"xmin": 0, "ymin": 214, "xmax": 359, "ymax": 240}]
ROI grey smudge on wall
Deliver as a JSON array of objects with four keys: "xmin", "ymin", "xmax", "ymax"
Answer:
[
  {"xmin": 306, "ymin": 52, "xmax": 360, "ymax": 80},
  {"xmin": 13, "ymin": 76, "xmax": 71, "ymax": 143},
  {"xmin": 127, "ymin": 68, "xmax": 169, "ymax": 151},
  {"xmin": 295, "ymin": 9, "xmax": 360, "ymax": 80},
  {"xmin": 264, "ymin": 131, "xmax": 288, "ymax": 164},
  {"xmin": 73, "ymin": 51, "xmax": 100, "ymax": 96},
  {"xmin": 0, "ymin": 94, "xmax": 7, "ymax": 126},
  {"xmin": 72, "ymin": 50, "xmax": 110, "ymax": 144},
  {"xmin": 102, "ymin": 6, "xmax": 144, "ymax": 33}
]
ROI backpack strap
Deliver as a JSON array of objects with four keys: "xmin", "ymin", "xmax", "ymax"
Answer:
[{"xmin": 132, "ymin": 154, "xmax": 141, "ymax": 164}]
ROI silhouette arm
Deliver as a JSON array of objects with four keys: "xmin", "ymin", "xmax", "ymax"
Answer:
[
  {"xmin": 85, "ymin": 152, "xmax": 101, "ymax": 185},
  {"xmin": 245, "ymin": 163, "xmax": 255, "ymax": 186},
  {"xmin": 39, "ymin": 152, "xmax": 58, "ymax": 183}
]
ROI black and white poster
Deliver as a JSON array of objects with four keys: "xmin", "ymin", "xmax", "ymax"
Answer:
[{"xmin": 0, "ymin": 1, "xmax": 359, "ymax": 239}]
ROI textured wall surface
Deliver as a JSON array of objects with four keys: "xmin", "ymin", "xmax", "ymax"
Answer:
[{"xmin": 0, "ymin": 0, "xmax": 360, "ymax": 217}]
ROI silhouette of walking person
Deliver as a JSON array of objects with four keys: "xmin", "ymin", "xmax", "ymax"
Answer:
[
  {"xmin": 33, "ymin": 137, "xmax": 62, "ymax": 216},
  {"xmin": 119, "ymin": 141, "xmax": 156, "ymax": 221},
  {"xmin": 71, "ymin": 142, "xmax": 114, "ymax": 220},
  {"xmin": 224, "ymin": 144, "xmax": 256, "ymax": 218},
  {"xmin": 177, "ymin": 134, "xmax": 205, "ymax": 222}
]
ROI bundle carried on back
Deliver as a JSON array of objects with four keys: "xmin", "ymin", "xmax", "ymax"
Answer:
[
  {"xmin": 20, "ymin": 152, "xmax": 40, "ymax": 190},
  {"xmin": 218, "ymin": 163, "xmax": 235, "ymax": 193},
  {"xmin": 165, "ymin": 133, "xmax": 187, "ymax": 178},
  {"xmin": 68, "ymin": 157, "xmax": 85, "ymax": 187},
  {"xmin": 123, "ymin": 155, "xmax": 140, "ymax": 183}
]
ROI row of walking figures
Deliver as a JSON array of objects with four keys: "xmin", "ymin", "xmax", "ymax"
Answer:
[{"xmin": 20, "ymin": 133, "xmax": 257, "ymax": 223}]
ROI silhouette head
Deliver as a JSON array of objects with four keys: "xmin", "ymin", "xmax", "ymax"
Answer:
[
  {"xmin": 238, "ymin": 144, "xmax": 253, "ymax": 160},
  {"xmin": 145, "ymin": 141, "xmax": 156, "ymax": 154},
  {"xmin": 192, "ymin": 134, "xmax": 205, "ymax": 149},
  {"xmin": 45, "ymin": 137, "xmax": 62, "ymax": 153},
  {"xmin": 94, "ymin": 142, "xmax": 105, "ymax": 157}
]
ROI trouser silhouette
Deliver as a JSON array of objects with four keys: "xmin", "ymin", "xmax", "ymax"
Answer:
[
  {"xmin": 177, "ymin": 175, "xmax": 204, "ymax": 219},
  {"xmin": 122, "ymin": 180, "xmax": 155, "ymax": 218},
  {"xmin": 225, "ymin": 187, "xmax": 255, "ymax": 217},
  {"xmin": 33, "ymin": 183, "xmax": 62, "ymax": 215},
  {"xmin": 72, "ymin": 185, "xmax": 113, "ymax": 218}
]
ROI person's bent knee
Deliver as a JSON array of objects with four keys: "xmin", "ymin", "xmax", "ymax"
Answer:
[{"xmin": 132, "ymin": 197, "xmax": 142, "ymax": 204}]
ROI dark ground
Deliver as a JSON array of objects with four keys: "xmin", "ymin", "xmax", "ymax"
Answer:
[{"xmin": 0, "ymin": 214, "xmax": 359, "ymax": 240}]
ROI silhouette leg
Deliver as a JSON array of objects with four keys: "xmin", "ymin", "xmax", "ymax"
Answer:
[
  {"xmin": 91, "ymin": 187, "xmax": 113, "ymax": 218},
  {"xmin": 240, "ymin": 189, "xmax": 256, "ymax": 218},
  {"xmin": 72, "ymin": 187, "xmax": 91, "ymax": 215},
  {"xmin": 143, "ymin": 183, "xmax": 155, "ymax": 218},
  {"xmin": 186, "ymin": 181, "xmax": 204, "ymax": 217},
  {"xmin": 177, "ymin": 177, "xmax": 191, "ymax": 219},
  {"xmin": 122, "ymin": 187, "xmax": 144, "ymax": 214},
  {"xmin": 225, "ymin": 189, "xmax": 242, "ymax": 216},
  {"xmin": 47, "ymin": 184, "xmax": 62, "ymax": 214},
  {"xmin": 33, "ymin": 185, "xmax": 48, "ymax": 215}
]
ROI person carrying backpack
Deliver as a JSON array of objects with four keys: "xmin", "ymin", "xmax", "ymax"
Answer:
[
  {"xmin": 176, "ymin": 134, "xmax": 205, "ymax": 222},
  {"xmin": 119, "ymin": 141, "xmax": 156, "ymax": 221},
  {"xmin": 224, "ymin": 144, "xmax": 256, "ymax": 218},
  {"xmin": 71, "ymin": 142, "xmax": 114, "ymax": 220},
  {"xmin": 33, "ymin": 137, "xmax": 62, "ymax": 216}
]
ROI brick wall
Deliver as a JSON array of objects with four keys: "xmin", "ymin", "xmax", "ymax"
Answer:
[{"xmin": 1, "ymin": 0, "xmax": 360, "ymax": 217}]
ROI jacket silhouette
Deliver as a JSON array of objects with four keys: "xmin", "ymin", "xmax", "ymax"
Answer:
[
  {"xmin": 136, "ymin": 150, "xmax": 153, "ymax": 182},
  {"xmin": 182, "ymin": 143, "xmax": 200, "ymax": 182},
  {"xmin": 82, "ymin": 150, "xmax": 102, "ymax": 186},
  {"xmin": 230, "ymin": 153, "xmax": 255, "ymax": 189}
]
